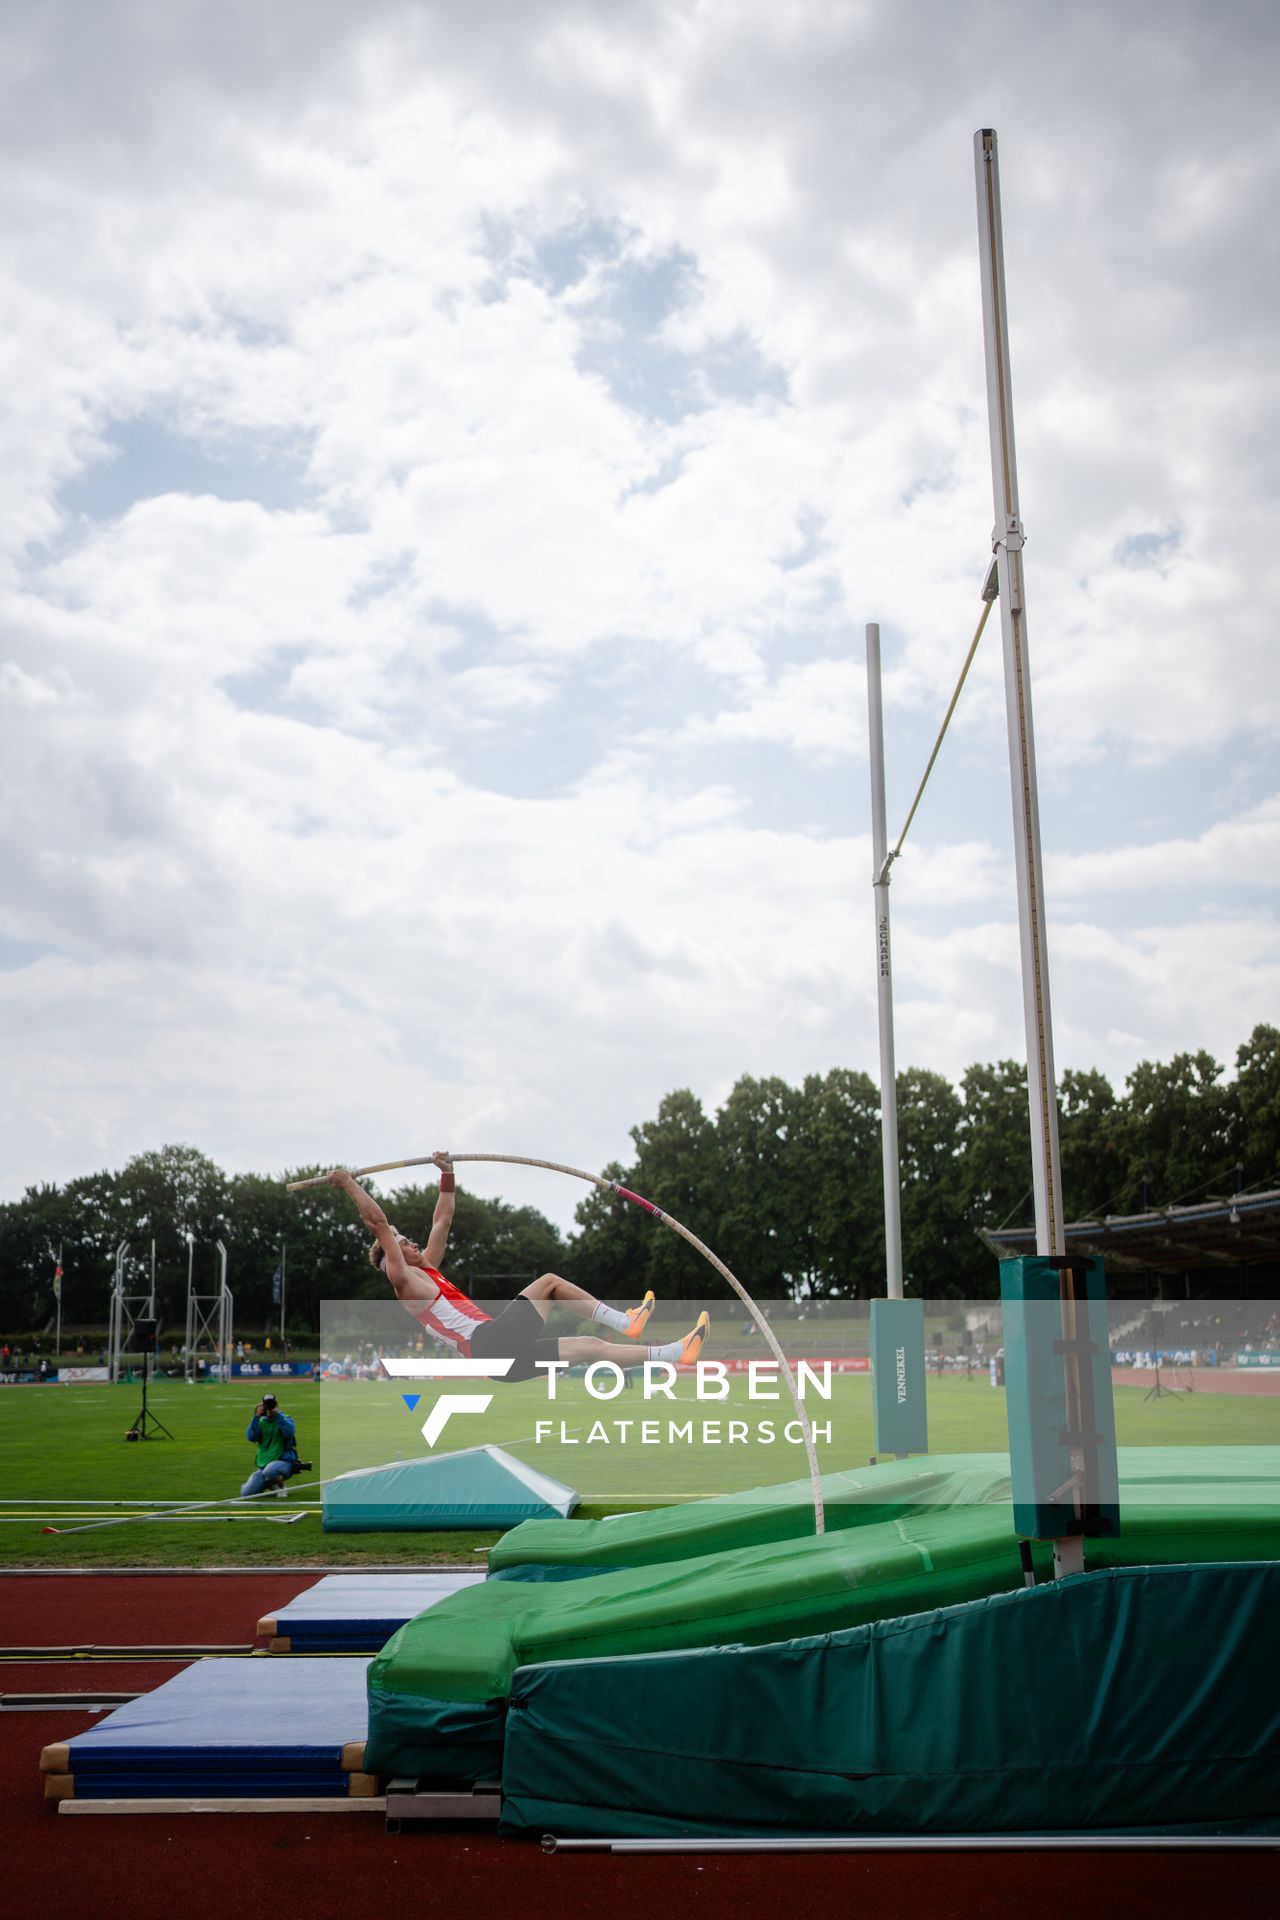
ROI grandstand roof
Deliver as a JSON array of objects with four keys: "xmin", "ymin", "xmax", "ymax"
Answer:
[{"xmin": 981, "ymin": 1187, "xmax": 1280, "ymax": 1275}]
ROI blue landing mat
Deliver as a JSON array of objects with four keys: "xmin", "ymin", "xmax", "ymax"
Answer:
[
  {"xmin": 262, "ymin": 1571, "xmax": 486, "ymax": 1651},
  {"xmin": 55, "ymin": 1657, "xmax": 371, "ymax": 1799}
]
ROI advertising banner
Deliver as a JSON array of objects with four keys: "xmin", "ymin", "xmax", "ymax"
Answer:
[{"xmin": 231, "ymin": 1361, "xmax": 313, "ymax": 1378}]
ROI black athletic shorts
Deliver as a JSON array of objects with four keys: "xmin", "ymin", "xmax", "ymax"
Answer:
[{"xmin": 469, "ymin": 1295, "xmax": 560, "ymax": 1383}]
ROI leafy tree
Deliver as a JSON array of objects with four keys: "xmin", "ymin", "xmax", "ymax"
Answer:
[
  {"xmin": 113, "ymin": 1146, "xmax": 231, "ymax": 1328},
  {"xmin": 896, "ymin": 1068, "xmax": 974, "ymax": 1296},
  {"xmin": 1058, "ymin": 1067, "xmax": 1121, "ymax": 1218},
  {"xmin": 1116, "ymin": 1050, "xmax": 1237, "ymax": 1209},
  {"xmin": 274, "ymin": 1168, "xmax": 387, "ymax": 1330},
  {"xmin": 958, "ymin": 1060, "xmax": 1033, "ymax": 1238},
  {"xmin": 786, "ymin": 1068, "xmax": 883, "ymax": 1298},
  {"xmin": 1234, "ymin": 1025, "xmax": 1280, "ymax": 1189},
  {"xmin": 713, "ymin": 1075, "xmax": 803, "ymax": 1299},
  {"xmin": 627, "ymin": 1090, "xmax": 724, "ymax": 1300},
  {"xmin": 223, "ymin": 1172, "xmax": 293, "ymax": 1332},
  {"xmin": 564, "ymin": 1161, "xmax": 653, "ymax": 1299}
]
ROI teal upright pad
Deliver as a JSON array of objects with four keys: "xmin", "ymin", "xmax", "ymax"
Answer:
[
  {"xmin": 500, "ymin": 1562, "xmax": 1280, "ymax": 1838},
  {"xmin": 871, "ymin": 1296, "xmax": 928, "ymax": 1456},
  {"xmin": 1000, "ymin": 1255, "xmax": 1120, "ymax": 1539}
]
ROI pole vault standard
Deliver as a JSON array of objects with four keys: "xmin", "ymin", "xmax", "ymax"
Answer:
[
  {"xmin": 184, "ymin": 1242, "xmax": 233, "ymax": 1386},
  {"xmin": 866, "ymin": 623, "xmax": 903, "ymax": 1305},
  {"xmin": 288, "ymin": 1153, "xmax": 826, "ymax": 1535},
  {"xmin": 974, "ymin": 128, "xmax": 1066, "ymax": 1267},
  {"xmin": 975, "ymin": 130, "xmax": 1117, "ymax": 1579},
  {"xmin": 864, "ymin": 626, "xmax": 927, "ymax": 1458},
  {"xmin": 107, "ymin": 1243, "xmax": 152, "ymax": 1384}
]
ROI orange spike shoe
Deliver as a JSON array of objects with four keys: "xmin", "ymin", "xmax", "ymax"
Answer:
[
  {"xmin": 625, "ymin": 1290, "xmax": 656, "ymax": 1339},
  {"xmin": 678, "ymin": 1311, "xmax": 710, "ymax": 1365}
]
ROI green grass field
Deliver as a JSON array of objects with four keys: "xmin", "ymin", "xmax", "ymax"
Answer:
[{"xmin": 0, "ymin": 1374, "xmax": 1273, "ymax": 1568}]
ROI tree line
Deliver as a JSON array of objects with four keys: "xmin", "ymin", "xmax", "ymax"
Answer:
[{"xmin": 1, "ymin": 1026, "xmax": 1275, "ymax": 1333}]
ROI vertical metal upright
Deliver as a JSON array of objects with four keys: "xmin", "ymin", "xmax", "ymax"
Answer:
[
  {"xmin": 183, "ymin": 1233, "xmax": 194, "ymax": 1382},
  {"xmin": 216, "ymin": 1239, "xmax": 233, "ymax": 1384},
  {"xmin": 865, "ymin": 623, "xmax": 904, "ymax": 1303},
  {"xmin": 184, "ymin": 1241, "xmax": 233, "ymax": 1384},
  {"xmin": 865, "ymin": 624, "xmax": 928, "ymax": 1458},
  {"xmin": 973, "ymin": 127, "xmax": 1066, "ymax": 1261},
  {"xmin": 974, "ymin": 128, "xmax": 1097, "ymax": 1576},
  {"xmin": 108, "ymin": 1243, "xmax": 127, "ymax": 1384}
]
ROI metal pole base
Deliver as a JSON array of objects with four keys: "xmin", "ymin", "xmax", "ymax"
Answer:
[{"xmin": 543, "ymin": 1833, "xmax": 1280, "ymax": 1855}]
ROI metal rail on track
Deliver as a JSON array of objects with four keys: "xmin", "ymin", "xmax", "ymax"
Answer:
[{"xmin": 543, "ymin": 1834, "xmax": 1280, "ymax": 1854}]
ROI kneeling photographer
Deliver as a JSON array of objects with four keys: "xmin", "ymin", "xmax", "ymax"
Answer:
[{"xmin": 240, "ymin": 1393, "xmax": 310, "ymax": 1498}]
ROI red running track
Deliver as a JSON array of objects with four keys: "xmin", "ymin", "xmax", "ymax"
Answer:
[
  {"xmin": 2, "ymin": 1574, "xmax": 1276, "ymax": 1920},
  {"xmin": 1112, "ymin": 1367, "xmax": 1280, "ymax": 1395}
]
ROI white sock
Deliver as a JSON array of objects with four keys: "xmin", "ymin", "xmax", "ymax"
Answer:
[
  {"xmin": 646, "ymin": 1336, "xmax": 685, "ymax": 1363},
  {"xmin": 592, "ymin": 1301, "xmax": 630, "ymax": 1334}
]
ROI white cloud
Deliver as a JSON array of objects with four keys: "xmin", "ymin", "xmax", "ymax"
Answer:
[
  {"xmin": 0, "ymin": 0, "xmax": 1277, "ymax": 1228},
  {"xmin": 1049, "ymin": 799, "xmax": 1280, "ymax": 899}
]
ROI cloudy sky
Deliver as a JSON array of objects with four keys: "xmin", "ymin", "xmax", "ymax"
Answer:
[{"xmin": 2, "ymin": 0, "xmax": 1277, "ymax": 1230}]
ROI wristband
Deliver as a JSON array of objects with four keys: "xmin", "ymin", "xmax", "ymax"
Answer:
[{"xmin": 439, "ymin": 1171, "xmax": 455, "ymax": 1193}]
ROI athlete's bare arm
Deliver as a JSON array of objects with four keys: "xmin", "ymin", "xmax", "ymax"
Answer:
[
  {"xmin": 423, "ymin": 1150, "xmax": 455, "ymax": 1269},
  {"xmin": 326, "ymin": 1169, "xmax": 440, "ymax": 1305}
]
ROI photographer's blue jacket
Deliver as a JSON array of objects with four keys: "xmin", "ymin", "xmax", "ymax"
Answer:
[{"xmin": 247, "ymin": 1410, "xmax": 297, "ymax": 1470}]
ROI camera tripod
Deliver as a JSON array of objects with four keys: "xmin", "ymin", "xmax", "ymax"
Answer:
[
  {"xmin": 127, "ymin": 1349, "xmax": 174, "ymax": 1440},
  {"xmin": 1143, "ymin": 1353, "xmax": 1183, "ymax": 1403}
]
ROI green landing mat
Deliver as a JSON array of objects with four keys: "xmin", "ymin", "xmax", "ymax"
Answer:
[
  {"xmin": 487, "ymin": 1445, "xmax": 1280, "ymax": 1578},
  {"xmin": 500, "ymin": 1561, "xmax": 1280, "ymax": 1838},
  {"xmin": 365, "ymin": 1448, "xmax": 1279, "ymax": 1785}
]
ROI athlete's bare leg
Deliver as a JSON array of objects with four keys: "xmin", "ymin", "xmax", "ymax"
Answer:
[
  {"xmin": 518, "ymin": 1272, "xmax": 610, "ymax": 1322},
  {"xmin": 556, "ymin": 1335, "xmax": 654, "ymax": 1367}
]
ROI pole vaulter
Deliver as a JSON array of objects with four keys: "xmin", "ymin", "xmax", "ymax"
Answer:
[{"xmin": 289, "ymin": 1152, "xmax": 826, "ymax": 1534}]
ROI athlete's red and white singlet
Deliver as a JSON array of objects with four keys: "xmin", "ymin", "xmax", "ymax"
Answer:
[{"xmin": 408, "ymin": 1268, "xmax": 491, "ymax": 1358}]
